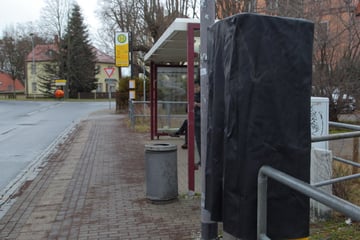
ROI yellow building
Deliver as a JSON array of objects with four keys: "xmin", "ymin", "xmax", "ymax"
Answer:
[{"xmin": 25, "ymin": 43, "xmax": 119, "ymax": 98}]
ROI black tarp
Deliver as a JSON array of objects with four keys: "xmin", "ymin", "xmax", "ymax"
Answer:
[{"xmin": 205, "ymin": 13, "xmax": 314, "ymax": 239}]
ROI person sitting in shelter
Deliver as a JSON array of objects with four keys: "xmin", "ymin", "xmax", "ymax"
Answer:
[
  {"xmin": 194, "ymin": 80, "xmax": 201, "ymax": 166},
  {"xmin": 171, "ymin": 119, "xmax": 188, "ymax": 149},
  {"xmin": 171, "ymin": 80, "xmax": 201, "ymax": 154}
]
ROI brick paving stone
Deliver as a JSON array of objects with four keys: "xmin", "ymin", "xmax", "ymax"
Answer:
[{"xmin": 0, "ymin": 111, "xmax": 201, "ymax": 240}]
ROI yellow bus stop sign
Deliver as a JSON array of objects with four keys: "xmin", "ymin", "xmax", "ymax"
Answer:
[{"xmin": 115, "ymin": 32, "xmax": 129, "ymax": 67}]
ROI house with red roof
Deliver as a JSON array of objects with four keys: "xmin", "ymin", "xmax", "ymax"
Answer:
[
  {"xmin": 0, "ymin": 71, "xmax": 25, "ymax": 94},
  {"xmin": 25, "ymin": 43, "xmax": 118, "ymax": 97}
]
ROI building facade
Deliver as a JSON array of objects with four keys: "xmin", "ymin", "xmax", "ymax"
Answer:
[{"xmin": 25, "ymin": 43, "xmax": 119, "ymax": 98}]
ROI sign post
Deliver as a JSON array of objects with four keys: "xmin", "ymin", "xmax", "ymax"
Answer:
[
  {"xmin": 105, "ymin": 78, "xmax": 117, "ymax": 109},
  {"xmin": 104, "ymin": 67, "xmax": 117, "ymax": 109}
]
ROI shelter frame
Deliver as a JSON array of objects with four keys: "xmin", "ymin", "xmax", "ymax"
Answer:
[{"xmin": 145, "ymin": 19, "xmax": 200, "ymax": 191}]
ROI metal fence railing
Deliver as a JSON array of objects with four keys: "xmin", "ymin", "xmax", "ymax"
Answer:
[
  {"xmin": 128, "ymin": 100, "xmax": 187, "ymax": 131},
  {"xmin": 128, "ymin": 100, "xmax": 150, "ymax": 128},
  {"xmin": 257, "ymin": 165, "xmax": 360, "ymax": 240},
  {"xmin": 257, "ymin": 121, "xmax": 360, "ymax": 239},
  {"xmin": 156, "ymin": 100, "xmax": 187, "ymax": 131}
]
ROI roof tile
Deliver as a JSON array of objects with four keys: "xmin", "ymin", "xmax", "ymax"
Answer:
[
  {"xmin": 25, "ymin": 44, "xmax": 114, "ymax": 63},
  {"xmin": 0, "ymin": 71, "xmax": 25, "ymax": 92}
]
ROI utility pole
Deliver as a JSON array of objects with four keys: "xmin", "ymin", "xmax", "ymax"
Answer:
[
  {"xmin": 200, "ymin": 1, "xmax": 217, "ymax": 239},
  {"xmin": 30, "ymin": 33, "xmax": 35, "ymax": 99}
]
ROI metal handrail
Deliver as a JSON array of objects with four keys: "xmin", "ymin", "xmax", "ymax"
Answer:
[
  {"xmin": 311, "ymin": 121, "xmax": 360, "ymax": 142},
  {"xmin": 129, "ymin": 100, "xmax": 187, "ymax": 130},
  {"xmin": 313, "ymin": 173, "xmax": 360, "ymax": 187},
  {"xmin": 312, "ymin": 131, "xmax": 360, "ymax": 142},
  {"xmin": 257, "ymin": 165, "xmax": 360, "ymax": 240},
  {"xmin": 329, "ymin": 121, "xmax": 360, "ymax": 131},
  {"xmin": 311, "ymin": 121, "xmax": 360, "ymax": 185},
  {"xmin": 333, "ymin": 156, "xmax": 360, "ymax": 168}
]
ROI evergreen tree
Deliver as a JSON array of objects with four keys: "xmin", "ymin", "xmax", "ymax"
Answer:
[
  {"xmin": 37, "ymin": 43, "xmax": 61, "ymax": 97},
  {"xmin": 62, "ymin": 4, "xmax": 97, "ymax": 98},
  {"xmin": 38, "ymin": 62, "xmax": 58, "ymax": 97}
]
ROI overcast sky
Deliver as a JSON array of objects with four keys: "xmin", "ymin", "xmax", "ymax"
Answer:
[{"xmin": 0, "ymin": 0, "xmax": 100, "ymax": 37}]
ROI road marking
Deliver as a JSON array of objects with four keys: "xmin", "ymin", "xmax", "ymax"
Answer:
[{"xmin": 1, "ymin": 127, "xmax": 16, "ymax": 135}]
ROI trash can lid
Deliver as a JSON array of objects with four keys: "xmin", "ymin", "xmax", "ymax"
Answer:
[{"xmin": 145, "ymin": 143, "xmax": 177, "ymax": 151}]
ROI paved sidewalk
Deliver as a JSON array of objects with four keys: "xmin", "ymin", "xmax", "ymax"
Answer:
[{"xmin": 0, "ymin": 110, "xmax": 202, "ymax": 239}]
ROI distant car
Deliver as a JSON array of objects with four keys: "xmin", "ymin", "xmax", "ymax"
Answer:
[{"xmin": 332, "ymin": 92, "xmax": 356, "ymax": 113}]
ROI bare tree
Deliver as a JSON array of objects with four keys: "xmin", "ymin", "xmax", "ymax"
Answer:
[
  {"xmin": 217, "ymin": 0, "xmax": 360, "ymax": 121},
  {"xmin": 98, "ymin": 0, "xmax": 190, "ymax": 51},
  {"xmin": 216, "ymin": 0, "xmax": 255, "ymax": 18},
  {"xmin": 144, "ymin": 0, "xmax": 178, "ymax": 44},
  {"xmin": 39, "ymin": 0, "xmax": 74, "ymax": 39},
  {"xmin": 0, "ymin": 29, "xmax": 46, "ymax": 88},
  {"xmin": 267, "ymin": 0, "xmax": 360, "ymax": 120},
  {"xmin": 97, "ymin": 0, "xmax": 198, "ymax": 76},
  {"xmin": 189, "ymin": 0, "xmax": 200, "ymax": 18},
  {"xmin": 0, "ymin": 34, "xmax": 24, "ymax": 83},
  {"xmin": 261, "ymin": 0, "xmax": 305, "ymax": 17},
  {"xmin": 304, "ymin": 0, "xmax": 360, "ymax": 120},
  {"xmin": 96, "ymin": 0, "xmax": 146, "ymax": 57}
]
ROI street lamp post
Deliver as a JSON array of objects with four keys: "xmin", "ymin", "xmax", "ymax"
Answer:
[{"xmin": 30, "ymin": 33, "xmax": 35, "ymax": 99}]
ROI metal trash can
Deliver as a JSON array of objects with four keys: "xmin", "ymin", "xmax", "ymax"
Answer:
[{"xmin": 145, "ymin": 143, "xmax": 178, "ymax": 202}]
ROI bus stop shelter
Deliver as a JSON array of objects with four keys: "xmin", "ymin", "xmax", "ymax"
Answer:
[{"xmin": 144, "ymin": 18, "xmax": 200, "ymax": 192}]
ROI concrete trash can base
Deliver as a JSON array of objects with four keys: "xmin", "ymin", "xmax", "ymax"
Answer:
[{"xmin": 145, "ymin": 143, "xmax": 178, "ymax": 202}]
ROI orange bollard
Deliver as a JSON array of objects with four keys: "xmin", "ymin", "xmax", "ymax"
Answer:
[{"xmin": 54, "ymin": 89, "xmax": 64, "ymax": 98}]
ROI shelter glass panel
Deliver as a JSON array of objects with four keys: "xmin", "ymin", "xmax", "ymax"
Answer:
[{"xmin": 157, "ymin": 66, "xmax": 187, "ymax": 130}]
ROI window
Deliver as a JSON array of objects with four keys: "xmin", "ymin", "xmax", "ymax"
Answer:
[
  {"xmin": 31, "ymin": 63, "xmax": 36, "ymax": 74},
  {"xmin": 32, "ymin": 82, "xmax": 37, "ymax": 92}
]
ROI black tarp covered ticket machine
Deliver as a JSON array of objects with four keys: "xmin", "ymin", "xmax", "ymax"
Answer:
[{"xmin": 205, "ymin": 13, "xmax": 314, "ymax": 239}]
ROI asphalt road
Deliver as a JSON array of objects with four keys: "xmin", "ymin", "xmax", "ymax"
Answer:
[{"xmin": 0, "ymin": 100, "xmax": 110, "ymax": 205}]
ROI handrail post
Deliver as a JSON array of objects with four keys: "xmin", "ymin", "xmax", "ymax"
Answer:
[
  {"xmin": 129, "ymin": 100, "xmax": 135, "ymax": 128},
  {"xmin": 259, "ymin": 165, "xmax": 360, "ymax": 222},
  {"xmin": 353, "ymin": 137, "xmax": 359, "ymax": 174},
  {"xmin": 257, "ymin": 171, "xmax": 268, "ymax": 239}
]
